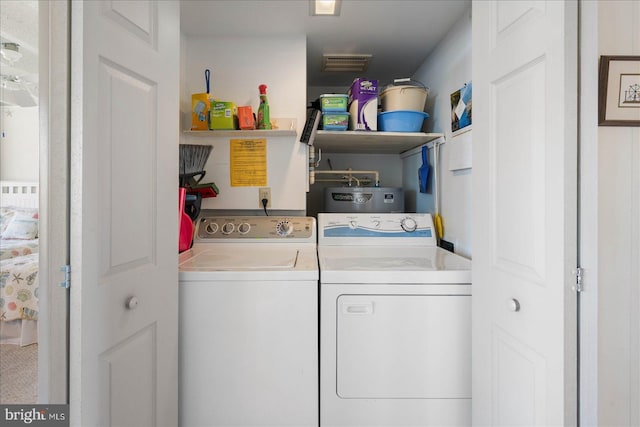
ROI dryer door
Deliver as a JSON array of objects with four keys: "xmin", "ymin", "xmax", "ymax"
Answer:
[{"xmin": 336, "ymin": 294, "xmax": 471, "ymax": 399}]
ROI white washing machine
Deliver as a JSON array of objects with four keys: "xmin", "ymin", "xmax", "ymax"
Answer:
[
  {"xmin": 318, "ymin": 213, "xmax": 472, "ymax": 427},
  {"xmin": 179, "ymin": 216, "xmax": 318, "ymax": 427}
]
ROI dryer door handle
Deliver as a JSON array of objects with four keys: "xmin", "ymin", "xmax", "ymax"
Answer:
[{"xmin": 342, "ymin": 302, "xmax": 374, "ymax": 315}]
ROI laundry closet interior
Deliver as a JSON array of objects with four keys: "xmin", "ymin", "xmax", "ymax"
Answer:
[
  {"xmin": 178, "ymin": 1, "xmax": 473, "ymax": 426},
  {"xmin": 179, "ymin": 0, "xmax": 472, "ymax": 251}
]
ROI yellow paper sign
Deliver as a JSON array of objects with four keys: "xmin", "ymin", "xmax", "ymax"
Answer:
[{"xmin": 230, "ymin": 139, "xmax": 267, "ymax": 187}]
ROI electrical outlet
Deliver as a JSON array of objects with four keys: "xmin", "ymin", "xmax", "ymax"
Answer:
[
  {"xmin": 439, "ymin": 239, "xmax": 455, "ymax": 253},
  {"xmin": 258, "ymin": 187, "xmax": 271, "ymax": 208}
]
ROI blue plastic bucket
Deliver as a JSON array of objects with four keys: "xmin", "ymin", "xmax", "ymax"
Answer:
[{"xmin": 378, "ymin": 110, "xmax": 429, "ymax": 132}]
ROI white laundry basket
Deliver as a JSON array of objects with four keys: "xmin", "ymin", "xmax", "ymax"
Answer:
[{"xmin": 380, "ymin": 78, "xmax": 429, "ymax": 112}]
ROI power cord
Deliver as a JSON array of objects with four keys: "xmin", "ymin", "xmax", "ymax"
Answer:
[{"xmin": 261, "ymin": 198, "xmax": 269, "ymax": 216}]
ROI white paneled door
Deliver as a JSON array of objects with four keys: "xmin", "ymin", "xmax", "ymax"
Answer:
[
  {"xmin": 472, "ymin": 1, "xmax": 578, "ymax": 425},
  {"xmin": 69, "ymin": 1, "xmax": 179, "ymax": 425}
]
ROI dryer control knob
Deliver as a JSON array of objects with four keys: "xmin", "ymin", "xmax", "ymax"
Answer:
[
  {"xmin": 401, "ymin": 217, "xmax": 417, "ymax": 232},
  {"xmin": 238, "ymin": 223, "xmax": 251, "ymax": 234}
]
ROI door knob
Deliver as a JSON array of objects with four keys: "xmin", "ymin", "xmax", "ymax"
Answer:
[
  {"xmin": 507, "ymin": 298, "xmax": 520, "ymax": 312},
  {"xmin": 126, "ymin": 296, "xmax": 139, "ymax": 310}
]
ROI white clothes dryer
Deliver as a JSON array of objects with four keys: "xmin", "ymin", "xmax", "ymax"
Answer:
[
  {"xmin": 318, "ymin": 213, "xmax": 471, "ymax": 427},
  {"xmin": 179, "ymin": 216, "xmax": 318, "ymax": 427}
]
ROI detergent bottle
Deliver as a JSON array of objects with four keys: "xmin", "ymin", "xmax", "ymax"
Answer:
[{"xmin": 257, "ymin": 84, "xmax": 271, "ymax": 129}]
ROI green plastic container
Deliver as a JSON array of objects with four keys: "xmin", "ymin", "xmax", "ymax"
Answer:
[
  {"xmin": 322, "ymin": 112, "xmax": 349, "ymax": 131},
  {"xmin": 320, "ymin": 94, "xmax": 348, "ymax": 112}
]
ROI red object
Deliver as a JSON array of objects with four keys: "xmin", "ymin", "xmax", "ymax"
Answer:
[
  {"xmin": 187, "ymin": 186, "xmax": 217, "ymax": 198},
  {"xmin": 179, "ymin": 187, "xmax": 194, "ymax": 253}
]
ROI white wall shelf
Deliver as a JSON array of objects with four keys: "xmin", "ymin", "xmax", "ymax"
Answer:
[
  {"xmin": 314, "ymin": 131, "xmax": 444, "ymax": 154},
  {"xmin": 183, "ymin": 129, "xmax": 297, "ymax": 138}
]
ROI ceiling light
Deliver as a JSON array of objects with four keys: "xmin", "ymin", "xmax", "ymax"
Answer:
[
  {"xmin": 0, "ymin": 42, "xmax": 22, "ymax": 64},
  {"xmin": 310, "ymin": 0, "xmax": 341, "ymax": 16},
  {"xmin": 322, "ymin": 54, "xmax": 371, "ymax": 72}
]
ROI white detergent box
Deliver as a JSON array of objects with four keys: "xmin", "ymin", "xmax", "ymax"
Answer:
[{"xmin": 348, "ymin": 78, "xmax": 378, "ymax": 131}]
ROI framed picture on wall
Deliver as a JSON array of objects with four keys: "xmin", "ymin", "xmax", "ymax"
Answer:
[
  {"xmin": 598, "ymin": 56, "xmax": 640, "ymax": 126},
  {"xmin": 451, "ymin": 82, "xmax": 472, "ymax": 135}
]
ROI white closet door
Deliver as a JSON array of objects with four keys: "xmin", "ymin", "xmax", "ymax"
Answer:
[
  {"xmin": 472, "ymin": 1, "xmax": 578, "ymax": 425},
  {"xmin": 69, "ymin": 1, "xmax": 179, "ymax": 425}
]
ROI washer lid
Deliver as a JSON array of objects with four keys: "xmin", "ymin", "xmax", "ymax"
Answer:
[{"xmin": 180, "ymin": 246, "xmax": 299, "ymax": 270}]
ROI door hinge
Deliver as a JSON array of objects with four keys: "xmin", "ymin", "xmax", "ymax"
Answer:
[
  {"xmin": 574, "ymin": 267, "xmax": 584, "ymax": 293},
  {"xmin": 59, "ymin": 265, "xmax": 71, "ymax": 289}
]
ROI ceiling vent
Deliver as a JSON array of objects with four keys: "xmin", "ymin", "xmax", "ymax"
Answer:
[{"xmin": 322, "ymin": 54, "xmax": 371, "ymax": 72}]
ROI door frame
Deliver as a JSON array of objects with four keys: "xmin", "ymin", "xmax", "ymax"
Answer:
[
  {"xmin": 578, "ymin": 0, "xmax": 599, "ymax": 424},
  {"xmin": 38, "ymin": 0, "xmax": 69, "ymax": 404},
  {"xmin": 36, "ymin": 0, "xmax": 601, "ymax": 420}
]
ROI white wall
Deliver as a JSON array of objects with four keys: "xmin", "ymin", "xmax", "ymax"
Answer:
[
  {"xmin": 180, "ymin": 35, "xmax": 308, "ymax": 212},
  {"xmin": 0, "ymin": 106, "xmax": 39, "ymax": 181},
  {"xmin": 597, "ymin": 1, "xmax": 640, "ymax": 425},
  {"xmin": 404, "ymin": 7, "xmax": 472, "ymax": 258}
]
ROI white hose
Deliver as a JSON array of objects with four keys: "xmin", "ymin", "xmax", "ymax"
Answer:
[{"xmin": 313, "ymin": 169, "xmax": 380, "ymax": 187}]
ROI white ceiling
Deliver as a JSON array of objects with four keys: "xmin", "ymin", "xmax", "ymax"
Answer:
[
  {"xmin": 180, "ymin": 0, "xmax": 471, "ymax": 88},
  {"xmin": 0, "ymin": 0, "xmax": 470, "ymax": 107}
]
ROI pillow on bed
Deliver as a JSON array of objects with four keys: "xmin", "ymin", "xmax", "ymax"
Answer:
[
  {"xmin": 2, "ymin": 209, "xmax": 39, "ymax": 240},
  {"xmin": 0, "ymin": 209, "xmax": 15, "ymax": 235},
  {"xmin": 1, "ymin": 206, "xmax": 38, "ymax": 218}
]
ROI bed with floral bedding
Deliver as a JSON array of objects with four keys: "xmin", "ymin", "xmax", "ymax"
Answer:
[{"xmin": 0, "ymin": 203, "xmax": 39, "ymax": 345}]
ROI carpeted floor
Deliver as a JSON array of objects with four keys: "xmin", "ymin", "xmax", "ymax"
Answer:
[{"xmin": 0, "ymin": 343, "xmax": 37, "ymax": 404}]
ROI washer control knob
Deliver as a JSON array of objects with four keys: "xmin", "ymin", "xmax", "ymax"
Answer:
[
  {"xmin": 371, "ymin": 220, "xmax": 381, "ymax": 228},
  {"xmin": 349, "ymin": 221, "xmax": 358, "ymax": 229},
  {"xmin": 238, "ymin": 223, "xmax": 251, "ymax": 234},
  {"xmin": 221, "ymin": 223, "xmax": 235, "ymax": 235},
  {"xmin": 276, "ymin": 221, "xmax": 293, "ymax": 236},
  {"xmin": 401, "ymin": 217, "xmax": 417, "ymax": 232},
  {"xmin": 205, "ymin": 223, "xmax": 219, "ymax": 234}
]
